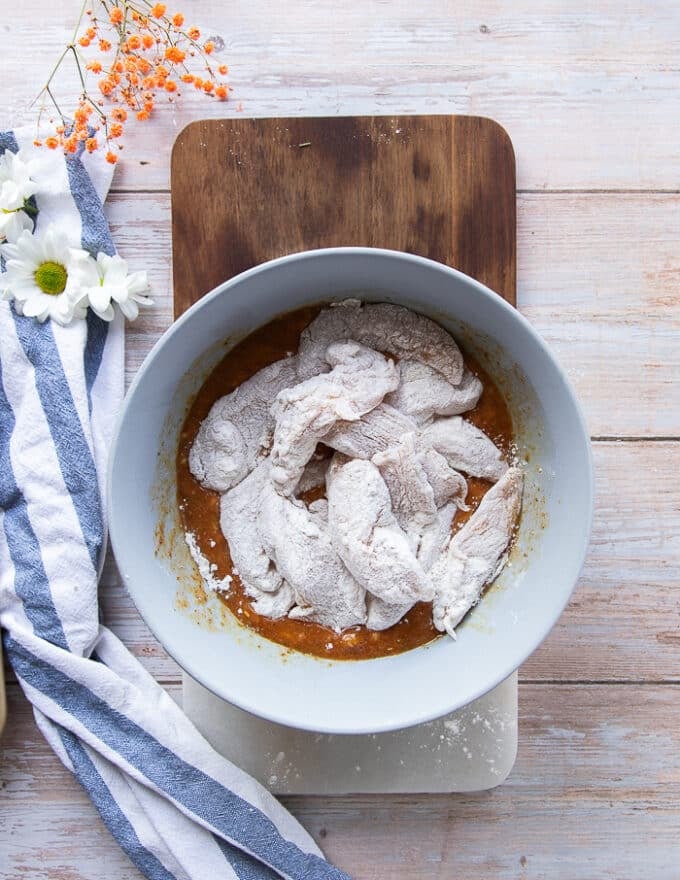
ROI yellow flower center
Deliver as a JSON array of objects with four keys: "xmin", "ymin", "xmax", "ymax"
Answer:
[{"xmin": 34, "ymin": 261, "xmax": 67, "ymax": 296}]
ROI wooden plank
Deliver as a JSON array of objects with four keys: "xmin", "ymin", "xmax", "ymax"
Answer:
[
  {"xmin": 3, "ymin": 1, "xmax": 679, "ymax": 191},
  {"xmin": 106, "ymin": 191, "xmax": 680, "ymax": 438},
  {"xmin": 170, "ymin": 115, "xmax": 516, "ymax": 315},
  {"xmin": 523, "ymin": 440, "xmax": 680, "ymax": 682},
  {"xmin": 2, "ymin": 682, "xmax": 678, "ymax": 877},
  {"xmin": 518, "ymin": 193, "xmax": 680, "ymax": 439}
]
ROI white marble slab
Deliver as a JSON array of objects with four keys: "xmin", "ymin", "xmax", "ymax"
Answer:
[{"xmin": 183, "ymin": 671, "xmax": 517, "ymax": 794}]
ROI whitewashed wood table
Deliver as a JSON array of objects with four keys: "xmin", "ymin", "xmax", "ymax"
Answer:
[{"xmin": 1, "ymin": 1, "xmax": 679, "ymax": 876}]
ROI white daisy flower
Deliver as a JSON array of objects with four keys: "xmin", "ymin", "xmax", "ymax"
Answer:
[
  {"xmin": 71, "ymin": 251, "xmax": 152, "ymax": 321},
  {"xmin": 0, "ymin": 150, "xmax": 38, "ymax": 243},
  {"xmin": 1, "ymin": 225, "xmax": 88, "ymax": 325}
]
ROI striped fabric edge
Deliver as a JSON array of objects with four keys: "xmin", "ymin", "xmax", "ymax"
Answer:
[
  {"xmin": 58, "ymin": 726, "xmax": 182, "ymax": 880},
  {"xmin": 33, "ymin": 684, "xmax": 274, "ymax": 880},
  {"xmin": 6, "ymin": 632, "xmax": 351, "ymax": 880},
  {"xmin": 10, "ymin": 312, "xmax": 103, "ymax": 571},
  {"xmin": 0, "ymin": 354, "xmax": 69, "ymax": 649},
  {"xmin": 0, "ymin": 308, "xmax": 100, "ymax": 654},
  {"xmin": 0, "ymin": 131, "xmax": 347, "ymax": 880}
]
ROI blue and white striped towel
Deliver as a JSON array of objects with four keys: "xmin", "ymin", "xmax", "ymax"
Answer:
[{"xmin": 0, "ymin": 129, "xmax": 350, "ymax": 880}]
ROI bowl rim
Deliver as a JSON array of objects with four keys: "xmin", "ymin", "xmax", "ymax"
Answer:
[{"xmin": 108, "ymin": 246, "xmax": 594, "ymax": 733}]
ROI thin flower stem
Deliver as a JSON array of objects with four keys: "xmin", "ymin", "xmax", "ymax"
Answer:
[
  {"xmin": 71, "ymin": 0, "xmax": 89, "ymax": 44},
  {"xmin": 29, "ymin": 0, "xmax": 232, "ymax": 161},
  {"xmin": 69, "ymin": 45, "xmax": 88, "ymax": 95},
  {"xmin": 45, "ymin": 86, "xmax": 67, "ymax": 125}
]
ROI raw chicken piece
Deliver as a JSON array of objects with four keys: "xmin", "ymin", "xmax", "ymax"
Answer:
[
  {"xmin": 295, "ymin": 453, "xmax": 331, "ymax": 496},
  {"xmin": 270, "ymin": 341, "xmax": 398, "ymax": 495},
  {"xmin": 249, "ymin": 581, "xmax": 295, "ymax": 619},
  {"xmin": 419, "ymin": 416, "xmax": 508, "ymax": 482},
  {"xmin": 298, "ymin": 300, "xmax": 464, "ymax": 385},
  {"xmin": 385, "ymin": 361, "xmax": 483, "ymax": 425},
  {"xmin": 372, "ymin": 434, "xmax": 437, "ymax": 542},
  {"xmin": 355, "ymin": 501, "xmax": 459, "ymax": 632},
  {"xmin": 323, "ymin": 404, "xmax": 417, "ymax": 459},
  {"xmin": 368, "ymin": 496, "xmax": 459, "ymax": 631},
  {"xmin": 366, "ymin": 595, "xmax": 415, "ymax": 632},
  {"xmin": 307, "ymin": 497, "xmax": 329, "ymax": 528},
  {"xmin": 258, "ymin": 485, "xmax": 366, "ymax": 632},
  {"xmin": 219, "ymin": 461, "xmax": 281, "ymax": 594},
  {"xmin": 326, "ymin": 457, "xmax": 433, "ymax": 606},
  {"xmin": 431, "ymin": 467, "xmax": 523, "ymax": 637},
  {"xmin": 417, "ymin": 502, "xmax": 457, "ymax": 571},
  {"xmin": 189, "ymin": 356, "xmax": 299, "ymax": 492},
  {"xmin": 418, "ymin": 447, "xmax": 469, "ymax": 510}
]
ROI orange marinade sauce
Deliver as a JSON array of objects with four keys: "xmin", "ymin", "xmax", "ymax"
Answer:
[{"xmin": 176, "ymin": 305, "xmax": 513, "ymax": 660}]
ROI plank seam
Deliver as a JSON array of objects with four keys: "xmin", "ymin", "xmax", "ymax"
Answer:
[{"xmin": 107, "ymin": 187, "xmax": 680, "ymax": 196}]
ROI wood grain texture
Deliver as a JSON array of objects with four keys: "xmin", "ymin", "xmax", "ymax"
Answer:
[
  {"xmin": 2, "ymin": 682, "xmax": 678, "ymax": 878},
  {"xmin": 171, "ymin": 115, "xmax": 516, "ymax": 315},
  {"xmin": 2, "ymin": 0, "xmax": 680, "ymax": 875},
  {"xmin": 106, "ymin": 191, "xmax": 680, "ymax": 437},
  {"xmin": 3, "ymin": 1, "xmax": 679, "ymax": 192}
]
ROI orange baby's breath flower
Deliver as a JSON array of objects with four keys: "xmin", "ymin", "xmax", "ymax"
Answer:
[
  {"xmin": 74, "ymin": 101, "xmax": 92, "ymax": 119},
  {"xmin": 164, "ymin": 46, "xmax": 185, "ymax": 63},
  {"xmin": 36, "ymin": 0, "xmax": 234, "ymax": 163}
]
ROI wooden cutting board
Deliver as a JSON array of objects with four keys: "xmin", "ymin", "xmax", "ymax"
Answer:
[
  {"xmin": 171, "ymin": 115, "xmax": 515, "ymax": 316},
  {"xmin": 172, "ymin": 116, "xmax": 519, "ymax": 792}
]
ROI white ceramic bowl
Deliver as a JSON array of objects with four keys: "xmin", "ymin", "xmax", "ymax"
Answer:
[{"xmin": 108, "ymin": 248, "xmax": 593, "ymax": 734}]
